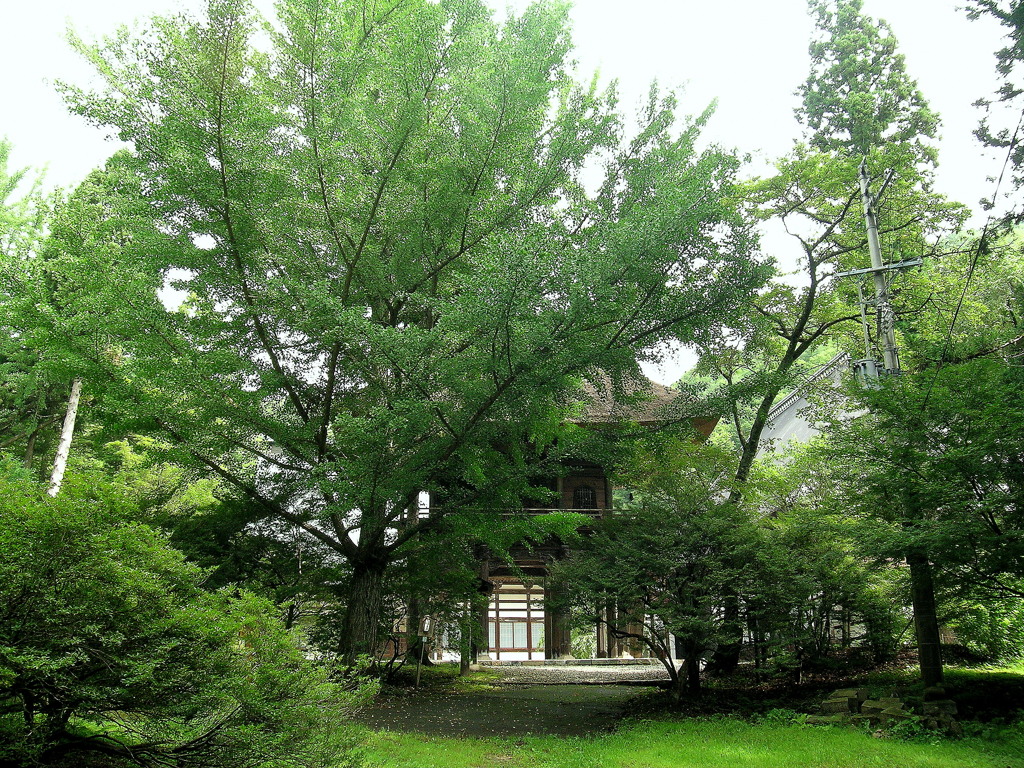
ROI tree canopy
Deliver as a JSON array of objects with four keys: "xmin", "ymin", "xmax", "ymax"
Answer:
[
  {"xmin": 53, "ymin": 0, "xmax": 766, "ymax": 659},
  {"xmin": 797, "ymin": 0, "xmax": 939, "ymax": 163}
]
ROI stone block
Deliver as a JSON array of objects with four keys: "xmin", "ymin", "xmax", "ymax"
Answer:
[
  {"xmin": 923, "ymin": 685, "xmax": 947, "ymax": 701},
  {"xmin": 860, "ymin": 700, "xmax": 886, "ymax": 714},
  {"xmin": 819, "ymin": 700, "xmax": 851, "ymax": 720},
  {"xmin": 903, "ymin": 696, "xmax": 924, "ymax": 712},
  {"xmin": 880, "ymin": 708, "xmax": 914, "ymax": 724},
  {"xmin": 831, "ymin": 687, "xmax": 868, "ymax": 702}
]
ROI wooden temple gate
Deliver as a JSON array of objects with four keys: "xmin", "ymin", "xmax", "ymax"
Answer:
[
  {"xmin": 440, "ymin": 375, "xmax": 717, "ymax": 662},
  {"xmin": 471, "ymin": 461, "xmax": 633, "ymax": 661}
]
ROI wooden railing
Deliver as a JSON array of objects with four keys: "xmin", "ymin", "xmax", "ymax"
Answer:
[
  {"xmin": 514, "ymin": 507, "xmax": 604, "ymax": 518},
  {"xmin": 430, "ymin": 507, "xmax": 606, "ymax": 518}
]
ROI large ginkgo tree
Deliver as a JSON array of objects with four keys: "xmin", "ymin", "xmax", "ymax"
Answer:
[{"xmin": 58, "ymin": 0, "xmax": 766, "ymax": 660}]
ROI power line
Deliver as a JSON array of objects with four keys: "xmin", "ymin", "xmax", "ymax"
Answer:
[{"xmin": 921, "ymin": 105, "xmax": 1024, "ymax": 408}]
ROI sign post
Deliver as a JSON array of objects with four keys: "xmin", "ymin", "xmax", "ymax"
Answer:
[{"xmin": 414, "ymin": 616, "xmax": 432, "ymax": 689}]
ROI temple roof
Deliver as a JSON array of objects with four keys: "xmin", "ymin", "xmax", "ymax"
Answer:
[
  {"xmin": 758, "ymin": 353, "xmax": 849, "ymax": 454},
  {"xmin": 576, "ymin": 371, "xmax": 718, "ymax": 438}
]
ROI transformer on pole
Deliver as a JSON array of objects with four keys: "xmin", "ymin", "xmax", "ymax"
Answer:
[{"xmin": 836, "ymin": 159, "xmax": 922, "ymax": 380}]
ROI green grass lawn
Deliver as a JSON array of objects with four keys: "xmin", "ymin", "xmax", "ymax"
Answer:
[
  {"xmin": 365, "ymin": 717, "xmax": 1024, "ymax": 768},
  {"xmin": 363, "ymin": 662, "xmax": 1024, "ymax": 768}
]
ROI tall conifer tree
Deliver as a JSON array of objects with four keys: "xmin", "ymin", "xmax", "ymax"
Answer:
[{"xmin": 797, "ymin": 0, "xmax": 952, "ymax": 688}]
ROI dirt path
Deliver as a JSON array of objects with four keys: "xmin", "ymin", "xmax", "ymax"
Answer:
[{"xmin": 355, "ymin": 665, "xmax": 669, "ymax": 737}]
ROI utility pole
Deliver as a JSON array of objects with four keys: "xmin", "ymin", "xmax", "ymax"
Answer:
[
  {"xmin": 836, "ymin": 160, "xmax": 921, "ymax": 378},
  {"xmin": 860, "ymin": 159, "xmax": 899, "ymax": 374}
]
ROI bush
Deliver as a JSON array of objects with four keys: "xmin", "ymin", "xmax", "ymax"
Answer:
[
  {"xmin": 0, "ymin": 474, "xmax": 374, "ymax": 767},
  {"xmin": 945, "ymin": 600, "xmax": 1024, "ymax": 662},
  {"xmin": 752, "ymin": 708, "xmax": 808, "ymax": 726}
]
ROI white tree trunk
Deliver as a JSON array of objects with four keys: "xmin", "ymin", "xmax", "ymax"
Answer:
[{"xmin": 47, "ymin": 378, "xmax": 82, "ymax": 497}]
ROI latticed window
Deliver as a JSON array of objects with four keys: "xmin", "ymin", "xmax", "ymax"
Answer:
[{"xmin": 572, "ymin": 484, "xmax": 596, "ymax": 509}]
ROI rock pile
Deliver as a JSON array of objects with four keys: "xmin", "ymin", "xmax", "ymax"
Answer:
[{"xmin": 807, "ymin": 686, "xmax": 962, "ymax": 735}]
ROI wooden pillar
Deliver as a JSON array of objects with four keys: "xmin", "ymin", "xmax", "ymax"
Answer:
[
  {"xmin": 626, "ymin": 617, "xmax": 647, "ymax": 658},
  {"xmin": 543, "ymin": 588, "xmax": 554, "ymax": 660},
  {"xmin": 474, "ymin": 561, "xmax": 492, "ymax": 662},
  {"xmin": 460, "ymin": 599, "xmax": 472, "ymax": 675},
  {"xmin": 493, "ymin": 587, "xmax": 501, "ymax": 661},
  {"xmin": 544, "ymin": 576, "xmax": 573, "ymax": 659},
  {"xmin": 604, "ymin": 603, "xmax": 615, "ymax": 658},
  {"xmin": 475, "ymin": 600, "xmax": 490, "ymax": 661},
  {"xmin": 526, "ymin": 585, "xmax": 534, "ymax": 661},
  {"xmin": 608, "ymin": 602, "xmax": 622, "ymax": 658}
]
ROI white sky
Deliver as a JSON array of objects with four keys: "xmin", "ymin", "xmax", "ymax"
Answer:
[{"xmin": 0, "ymin": 0, "xmax": 1011, "ymax": 383}]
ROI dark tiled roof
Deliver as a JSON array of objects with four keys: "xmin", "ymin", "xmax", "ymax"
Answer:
[{"xmin": 575, "ymin": 371, "xmax": 717, "ymax": 438}]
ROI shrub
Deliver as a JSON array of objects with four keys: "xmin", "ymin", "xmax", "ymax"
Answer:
[
  {"xmin": 0, "ymin": 475, "xmax": 374, "ymax": 767},
  {"xmin": 945, "ymin": 599, "xmax": 1024, "ymax": 662}
]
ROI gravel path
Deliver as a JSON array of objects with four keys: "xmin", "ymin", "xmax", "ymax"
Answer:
[
  {"xmin": 493, "ymin": 663, "xmax": 671, "ymax": 686},
  {"xmin": 355, "ymin": 665, "xmax": 672, "ymax": 737}
]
